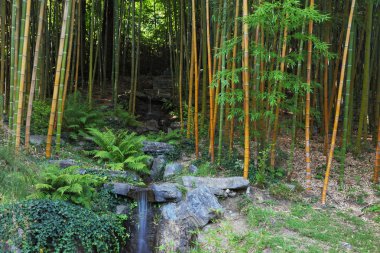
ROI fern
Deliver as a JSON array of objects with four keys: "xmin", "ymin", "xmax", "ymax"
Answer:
[
  {"xmin": 87, "ymin": 128, "xmax": 151, "ymax": 174},
  {"xmin": 29, "ymin": 166, "xmax": 105, "ymax": 208}
]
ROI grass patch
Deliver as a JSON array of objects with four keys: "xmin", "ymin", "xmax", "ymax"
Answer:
[
  {"xmin": 0, "ymin": 146, "xmax": 40, "ymax": 203},
  {"xmin": 192, "ymin": 199, "xmax": 380, "ymax": 252}
]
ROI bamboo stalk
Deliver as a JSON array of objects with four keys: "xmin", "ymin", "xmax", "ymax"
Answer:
[
  {"xmin": 321, "ymin": 0, "xmax": 356, "ymax": 205},
  {"xmin": 46, "ymin": 0, "xmax": 70, "ymax": 158},
  {"xmin": 15, "ymin": 0, "xmax": 31, "ymax": 151},
  {"xmin": 25, "ymin": 0, "xmax": 46, "ymax": 149},
  {"xmin": 305, "ymin": 0, "xmax": 315, "ymax": 191},
  {"xmin": 242, "ymin": 0, "xmax": 250, "ymax": 179}
]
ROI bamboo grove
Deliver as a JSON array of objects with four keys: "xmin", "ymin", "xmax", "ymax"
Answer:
[{"xmin": 0, "ymin": 0, "xmax": 379, "ymax": 204}]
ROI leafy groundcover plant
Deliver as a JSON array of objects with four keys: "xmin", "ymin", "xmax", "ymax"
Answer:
[{"xmin": 0, "ymin": 199, "xmax": 128, "ymax": 252}]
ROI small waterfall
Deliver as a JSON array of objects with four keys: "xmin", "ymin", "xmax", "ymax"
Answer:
[{"xmin": 137, "ymin": 191, "xmax": 150, "ymax": 253}]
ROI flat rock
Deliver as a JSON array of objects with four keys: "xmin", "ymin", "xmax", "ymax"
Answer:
[
  {"xmin": 182, "ymin": 176, "xmax": 250, "ymax": 192},
  {"xmin": 142, "ymin": 141, "xmax": 175, "ymax": 156},
  {"xmin": 164, "ymin": 162, "xmax": 184, "ymax": 178},
  {"xmin": 151, "ymin": 183, "xmax": 182, "ymax": 203}
]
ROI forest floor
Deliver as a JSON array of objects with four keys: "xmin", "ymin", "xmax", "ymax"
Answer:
[{"xmin": 193, "ymin": 134, "xmax": 380, "ymax": 253}]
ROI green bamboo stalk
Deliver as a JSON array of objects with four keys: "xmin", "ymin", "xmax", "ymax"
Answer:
[
  {"xmin": 55, "ymin": 0, "xmax": 73, "ymax": 154},
  {"xmin": 8, "ymin": 0, "xmax": 19, "ymax": 132},
  {"xmin": 129, "ymin": 0, "xmax": 136, "ymax": 112},
  {"xmin": 355, "ymin": 0, "xmax": 373, "ymax": 152},
  {"xmin": 217, "ymin": 0, "xmax": 227, "ymax": 164},
  {"xmin": 46, "ymin": 0, "xmax": 70, "ymax": 158},
  {"xmin": 0, "ymin": 0, "xmax": 6, "ymax": 124},
  {"xmin": 132, "ymin": 0, "xmax": 142, "ymax": 115},
  {"xmin": 25, "ymin": 0, "xmax": 46, "ymax": 149},
  {"xmin": 88, "ymin": 0, "xmax": 95, "ymax": 108},
  {"xmin": 15, "ymin": 0, "xmax": 32, "ymax": 151},
  {"xmin": 113, "ymin": 0, "xmax": 120, "ymax": 108},
  {"xmin": 340, "ymin": 19, "xmax": 355, "ymax": 187},
  {"xmin": 13, "ymin": 0, "xmax": 27, "ymax": 140}
]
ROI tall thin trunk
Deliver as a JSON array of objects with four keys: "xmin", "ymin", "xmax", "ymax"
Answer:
[
  {"xmin": 46, "ymin": 0, "xmax": 70, "ymax": 158},
  {"xmin": 242, "ymin": 0, "xmax": 250, "ymax": 179},
  {"xmin": 132, "ymin": 0, "xmax": 142, "ymax": 115},
  {"xmin": 15, "ymin": 0, "xmax": 31, "ymax": 150},
  {"xmin": 340, "ymin": 18, "xmax": 355, "ymax": 187},
  {"xmin": 55, "ymin": 0, "xmax": 73, "ymax": 154},
  {"xmin": 229, "ymin": 0, "xmax": 240, "ymax": 154},
  {"xmin": 25, "ymin": 0, "xmax": 46, "ymax": 149},
  {"xmin": 374, "ymin": 120, "xmax": 380, "ymax": 184},
  {"xmin": 305, "ymin": 0, "xmax": 315, "ymax": 191},
  {"xmin": 321, "ymin": 0, "xmax": 356, "ymax": 205},
  {"xmin": 0, "ymin": 0, "xmax": 5, "ymax": 125},
  {"xmin": 129, "ymin": 0, "xmax": 136, "ymax": 112},
  {"xmin": 192, "ymin": 0, "xmax": 199, "ymax": 158},
  {"xmin": 217, "ymin": 0, "xmax": 227, "ymax": 164},
  {"xmin": 270, "ymin": 16, "xmax": 288, "ymax": 168},
  {"xmin": 88, "ymin": 0, "xmax": 95, "ymax": 107},
  {"xmin": 206, "ymin": 0, "xmax": 215, "ymax": 161},
  {"xmin": 179, "ymin": 0, "xmax": 184, "ymax": 130},
  {"xmin": 74, "ymin": 0, "xmax": 81, "ymax": 95},
  {"xmin": 355, "ymin": 0, "xmax": 373, "ymax": 152}
]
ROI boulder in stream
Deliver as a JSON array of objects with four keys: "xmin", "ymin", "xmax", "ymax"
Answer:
[
  {"xmin": 156, "ymin": 186, "xmax": 223, "ymax": 252},
  {"xmin": 151, "ymin": 183, "xmax": 183, "ymax": 203}
]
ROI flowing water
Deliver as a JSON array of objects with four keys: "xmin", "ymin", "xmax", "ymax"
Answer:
[{"xmin": 137, "ymin": 190, "xmax": 150, "ymax": 253}]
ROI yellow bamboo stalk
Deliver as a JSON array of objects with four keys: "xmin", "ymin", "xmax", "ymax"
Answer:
[
  {"xmin": 191, "ymin": 0, "xmax": 199, "ymax": 158},
  {"xmin": 46, "ymin": 0, "xmax": 70, "ymax": 158},
  {"xmin": 321, "ymin": 0, "xmax": 356, "ymax": 204},
  {"xmin": 242, "ymin": 0, "xmax": 250, "ymax": 179},
  {"xmin": 305, "ymin": 0, "xmax": 314, "ymax": 191},
  {"xmin": 25, "ymin": 0, "xmax": 46, "ymax": 149},
  {"xmin": 15, "ymin": 0, "xmax": 32, "ymax": 151}
]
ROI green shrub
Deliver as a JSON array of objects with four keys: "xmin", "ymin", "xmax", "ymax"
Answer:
[
  {"xmin": 0, "ymin": 199, "xmax": 127, "ymax": 252},
  {"xmin": 87, "ymin": 128, "xmax": 151, "ymax": 174},
  {"xmin": 30, "ymin": 100, "xmax": 50, "ymax": 135},
  {"xmin": 30, "ymin": 166, "xmax": 105, "ymax": 208}
]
